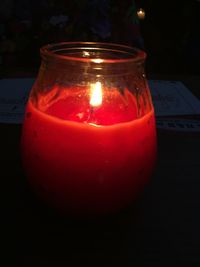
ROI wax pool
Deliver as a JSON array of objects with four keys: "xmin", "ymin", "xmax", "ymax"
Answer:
[{"xmin": 21, "ymin": 87, "xmax": 157, "ymax": 214}]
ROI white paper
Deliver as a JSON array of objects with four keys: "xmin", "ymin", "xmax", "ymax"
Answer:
[
  {"xmin": 0, "ymin": 78, "xmax": 200, "ymax": 124},
  {"xmin": 149, "ymin": 80, "xmax": 200, "ymax": 117},
  {"xmin": 156, "ymin": 118, "xmax": 200, "ymax": 132}
]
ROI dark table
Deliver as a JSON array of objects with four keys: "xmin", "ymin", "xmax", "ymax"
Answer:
[{"xmin": 1, "ymin": 75, "xmax": 200, "ymax": 266}]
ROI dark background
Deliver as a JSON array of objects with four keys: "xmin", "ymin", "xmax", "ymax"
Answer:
[{"xmin": 0, "ymin": 0, "xmax": 200, "ymax": 76}]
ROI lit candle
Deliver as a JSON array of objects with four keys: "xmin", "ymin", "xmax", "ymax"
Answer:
[
  {"xmin": 137, "ymin": 8, "xmax": 146, "ymax": 20},
  {"xmin": 21, "ymin": 42, "xmax": 157, "ymax": 215}
]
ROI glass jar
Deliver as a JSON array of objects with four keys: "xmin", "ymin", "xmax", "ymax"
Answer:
[{"xmin": 21, "ymin": 42, "xmax": 157, "ymax": 215}]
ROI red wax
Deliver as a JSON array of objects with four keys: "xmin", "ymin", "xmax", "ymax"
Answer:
[{"xmin": 21, "ymin": 88, "xmax": 157, "ymax": 215}]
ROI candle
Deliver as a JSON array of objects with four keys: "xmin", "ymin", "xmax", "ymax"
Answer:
[
  {"xmin": 137, "ymin": 8, "xmax": 146, "ymax": 20},
  {"xmin": 22, "ymin": 82, "xmax": 156, "ymax": 214},
  {"xmin": 21, "ymin": 42, "xmax": 157, "ymax": 215}
]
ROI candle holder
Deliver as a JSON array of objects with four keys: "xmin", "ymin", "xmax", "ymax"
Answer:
[{"xmin": 21, "ymin": 42, "xmax": 157, "ymax": 215}]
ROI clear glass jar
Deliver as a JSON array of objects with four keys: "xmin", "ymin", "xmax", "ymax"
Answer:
[{"xmin": 21, "ymin": 42, "xmax": 157, "ymax": 215}]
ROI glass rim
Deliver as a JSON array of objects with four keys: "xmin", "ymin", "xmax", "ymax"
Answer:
[{"xmin": 40, "ymin": 42, "xmax": 146, "ymax": 64}]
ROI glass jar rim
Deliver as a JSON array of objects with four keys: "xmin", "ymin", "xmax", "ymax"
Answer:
[{"xmin": 40, "ymin": 42, "xmax": 146, "ymax": 65}]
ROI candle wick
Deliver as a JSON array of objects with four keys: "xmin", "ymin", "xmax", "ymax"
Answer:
[
  {"xmin": 91, "ymin": 106, "xmax": 94, "ymax": 114},
  {"xmin": 87, "ymin": 106, "xmax": 94, "ymax": 123}
]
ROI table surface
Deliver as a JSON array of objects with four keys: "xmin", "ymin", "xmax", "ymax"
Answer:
[{"xmin": 1, "ymin": 75, "xmax": 200, "ymax": 266}]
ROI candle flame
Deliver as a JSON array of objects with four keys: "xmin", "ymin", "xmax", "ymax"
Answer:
[{"xmin": 90, "ymin": 81, "xmax": 102, "ymax": 107}]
